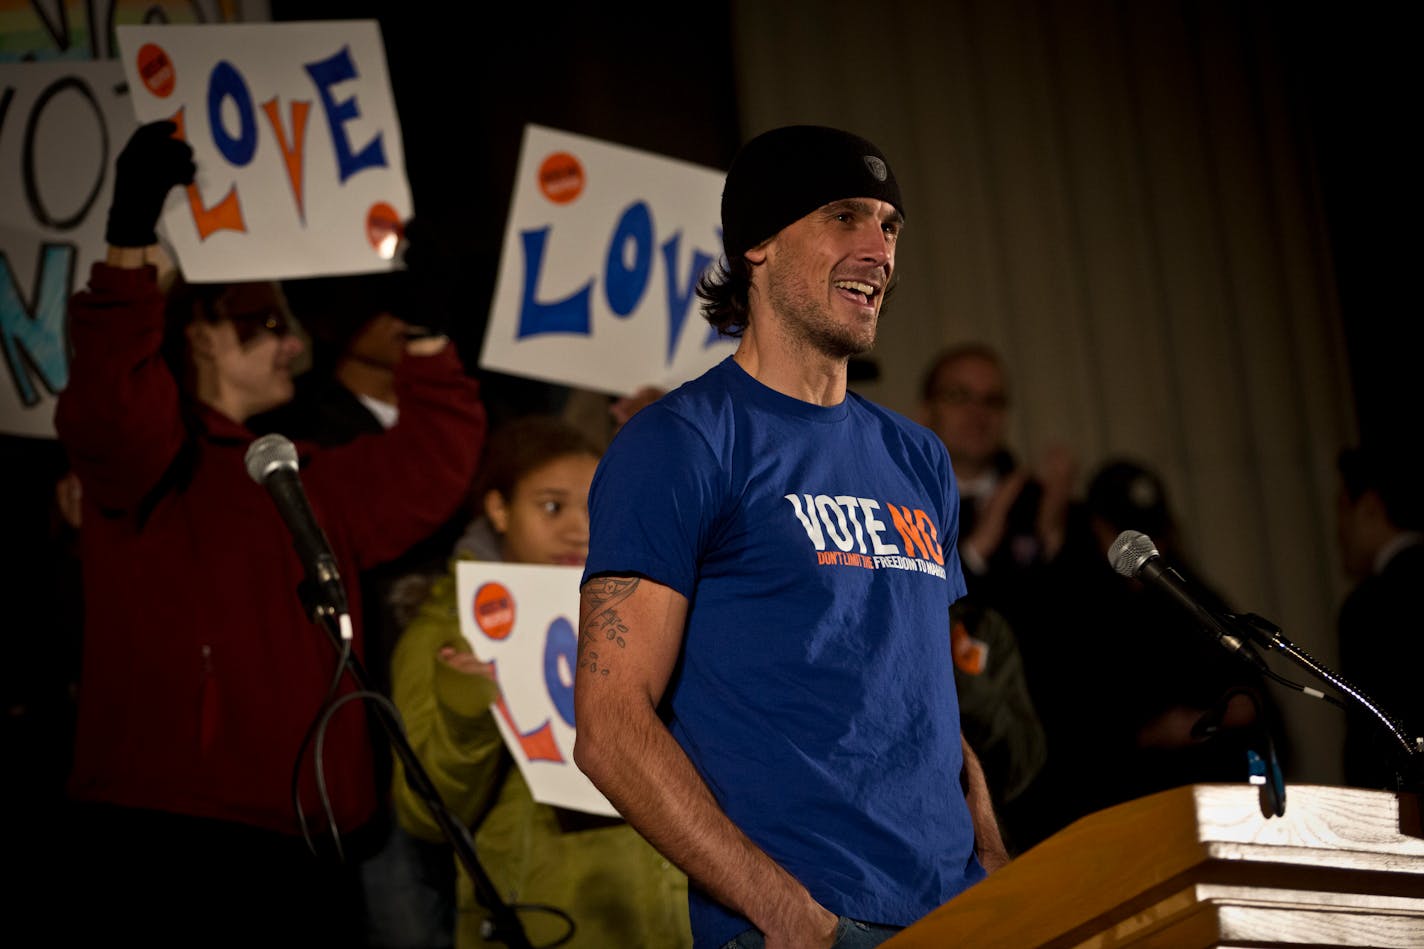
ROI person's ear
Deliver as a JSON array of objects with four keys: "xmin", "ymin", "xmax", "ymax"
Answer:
[
  {"xmin": 743, "ymin": 244, "xmax": 768, "ymax": 266},
  {"xmin": 186, "ymin": 319, "xmax": 216, "ymax": 358},
  {"xmin": 484, "ymin": 489, "xmax": 509, "ymax": 534}
]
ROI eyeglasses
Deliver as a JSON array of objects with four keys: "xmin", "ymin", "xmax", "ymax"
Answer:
[
  {"xmin": 224, "ymin": 308, "xmax": 292, "ymax": 344},
  {"xmin": 929, "ymin": 387, "xmax": 1008, "ymax": 411}
]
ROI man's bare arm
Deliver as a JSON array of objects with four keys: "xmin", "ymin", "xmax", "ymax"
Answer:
[
  {"xmin": 574, "ymin": 576, "xmax": 838, "ymax": 949},
  {"xmin": 961, "ymin": 733, "xmax": 1011, "ymax": 872}
]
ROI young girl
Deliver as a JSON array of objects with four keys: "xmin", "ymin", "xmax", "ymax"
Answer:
[{"xmin": 390, "ymin": 414, "xmax": 690, "ymax": 948}]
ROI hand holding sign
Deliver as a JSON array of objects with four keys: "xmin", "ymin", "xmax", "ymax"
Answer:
[
  {"xmin": 438, "ymin": 644, "xmax": 495, "ymax": 680},
  {"xmin": 456, "ymin": 562, "xmax": 617, "ymax": 817},
  {"xmin": 105, "ymin": 120, "xmax": 196, "ymax": 248}
]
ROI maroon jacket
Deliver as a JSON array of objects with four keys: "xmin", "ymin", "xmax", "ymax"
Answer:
[{"xmin": 55, "ymin": 263, "xmax": 485, "ymax": 835}]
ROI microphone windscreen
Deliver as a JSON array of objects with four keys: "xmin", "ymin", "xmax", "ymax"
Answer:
[
  {"xmin": 1109, "ymin": 529, "xmax": 1159, "ymax": 578},
  {"xmin": 244, "ymin": 433, "xmax": 299, "ymax": 484}
]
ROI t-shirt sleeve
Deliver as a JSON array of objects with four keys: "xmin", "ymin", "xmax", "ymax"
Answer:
[
  {"xmin": 581, "ymin": 404, "xmax": 723, "ymax": 600},
  {"xmin": 934, "ymin": 434, "xmax": 970, "ymax": 605}
]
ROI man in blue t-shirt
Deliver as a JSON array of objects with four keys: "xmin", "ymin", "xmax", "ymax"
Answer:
[{"xmin": 574, "ymin": 125, "xmax": 1008, "ymax": 949}]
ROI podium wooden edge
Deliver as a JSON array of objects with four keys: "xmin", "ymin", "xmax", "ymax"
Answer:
[{"xmin": 883, "ymin": 783, "xmax": 1424, "ymax": 949}]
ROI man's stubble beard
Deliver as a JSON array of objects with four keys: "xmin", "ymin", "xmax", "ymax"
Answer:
[{"xmin": 765, "ymin": 256, "xmax": 879, "ymax": 361}]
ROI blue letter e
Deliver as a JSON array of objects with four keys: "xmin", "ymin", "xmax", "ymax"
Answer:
[{"xmin": 305, "ymin": 46, "xmax": 387, "ymax": 182}]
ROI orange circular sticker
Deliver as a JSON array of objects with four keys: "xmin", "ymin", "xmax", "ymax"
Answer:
[
  {"xmin": 137, "ymin": 43, "xmax": 176, "ymax": 99},
  {"xmin": 473, "ymin": 582, "xmax": 515, "ymax": 640},
  {"xmin": 538, "ymin": 152, "xmax": 585, "ymax": 204},
  {"xmin": 366, "ymin": 202, "xmax": 402, "ymax": 258}
]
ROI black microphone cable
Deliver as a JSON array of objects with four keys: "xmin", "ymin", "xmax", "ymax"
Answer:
[{"xmin": 1190, "ymin": 686, "xmax": 1287, "ymax": 817}]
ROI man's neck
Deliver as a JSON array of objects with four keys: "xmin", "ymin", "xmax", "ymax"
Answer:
[
  {"xmin": 336, "ymin": 358, "xmax": 398, "ymax": 406},
  {"xmin": 732, "ymin": 319, "xmax": 848, "ymax": 407}
]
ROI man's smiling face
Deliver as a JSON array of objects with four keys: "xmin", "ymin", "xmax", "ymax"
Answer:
[{"xmin": 754, "ymin": 197, "xmax": 901, "ymax": 359}]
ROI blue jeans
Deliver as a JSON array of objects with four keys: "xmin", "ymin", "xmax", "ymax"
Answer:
[{"xmin": 722, "ymin": 916, "xmax": 903, "ymax": 949}]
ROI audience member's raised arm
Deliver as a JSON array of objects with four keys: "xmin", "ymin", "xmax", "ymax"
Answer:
[{"xmin": 54, "ymin": 121, "xmax": 195, "ymax": 510}]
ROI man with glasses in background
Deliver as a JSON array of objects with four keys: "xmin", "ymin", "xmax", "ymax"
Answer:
[{"xmin": 919, "ymin": 343, "xmax": 1076, "ymax": 608}]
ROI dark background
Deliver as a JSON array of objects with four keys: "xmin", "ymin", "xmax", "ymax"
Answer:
[{"xmin": 1278, "ymin": 8, "xmax": 1416, "ymax": 450}]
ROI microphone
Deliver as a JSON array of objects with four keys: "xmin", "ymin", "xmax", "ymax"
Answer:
[
  {"xmin": 1107, "ymin": 530, "xmax": 1264, "ymax": 669},
  {"xmin": 244, "ymin": 433, "xmax": 352, "ymax": 640}
]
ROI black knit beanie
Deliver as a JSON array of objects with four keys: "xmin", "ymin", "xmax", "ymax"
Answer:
[{"xmin": 720, "ymin": 125, "xmax": 905, "ymax": 262}]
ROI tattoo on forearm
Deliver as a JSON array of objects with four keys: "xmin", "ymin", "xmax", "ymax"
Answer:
[{"xmin": 579, "ymin": 577, "xmax": 639, "ymax": 678}]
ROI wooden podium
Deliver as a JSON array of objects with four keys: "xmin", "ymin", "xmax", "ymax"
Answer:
[{"xmin": 884, "ymin": 783, "xmax": 1424, "ymax": 948}]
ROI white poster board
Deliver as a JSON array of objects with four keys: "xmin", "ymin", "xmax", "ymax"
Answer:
[
  {"xmin": 480, "ymin": 124, "xmax": 738, "ymax": 396},
  {"xmin": 0, "ymin": 59, "xmax": 137, "ymax": 438},
  {"xmin": 115, "ymin": 20, "xmax": 411, "ymax": 282},
  {"xmin": 455, "ymin": 561, "xmax": 616, "ymax": 817}
]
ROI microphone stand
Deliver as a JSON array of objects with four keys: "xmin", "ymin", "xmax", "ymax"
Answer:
[
  {"xmin": 1228, "ymin": 611, "xmax": 1424, "ymax": 794},
  {"xmin": 300, "ymin": 585, "xmax": 535, "ymax": 949}
]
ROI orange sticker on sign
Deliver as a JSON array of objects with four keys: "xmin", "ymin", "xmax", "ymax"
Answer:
[
  {"xmin": 366, "ymin": 202, "xmax": 402, "ymax": 258},
  {"xmin": 474, "ymin": 582, "xmax": 515, "ymax": 640},
  {"xmin": 538, "ymin": 152, "xmax": 585, "ymax": 204},
  {"xmin": 137, "ymin": 43, "xmax": 176, "ymax": 99}
]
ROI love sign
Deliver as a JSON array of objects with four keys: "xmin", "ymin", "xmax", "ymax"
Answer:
[
  {"xmin": 480, "ymin": 124, "xmax": 737, "ymax": 397},
  {"xmin": 455, "ymin": 561, "xmax": 616, "ymax": 817},
  {"xmin": 116, "ymin": 20, "xmax": 412, "ymax": 282}
]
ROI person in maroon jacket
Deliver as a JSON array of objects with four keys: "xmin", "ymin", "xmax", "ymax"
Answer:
[{"xmin": 55, "ymin": 121, "xmax": 486, "ymax": 946}]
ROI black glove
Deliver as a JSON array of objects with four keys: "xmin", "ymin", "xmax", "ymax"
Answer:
[
  {"xmin": 105, "ymin": 120, "xmax": 197, "ymax": 247},
  {"xmin": 397, "ymin": 216, "xmax": 452, "ymax": 337},
  {"xmin": 397, "ymin": 215, "xmax": 423, "ymax": 276}
]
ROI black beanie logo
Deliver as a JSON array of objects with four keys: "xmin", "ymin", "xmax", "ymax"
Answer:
[{"xmin": 721, "ymin": 127, "xmax": 904, "ymax": 260}]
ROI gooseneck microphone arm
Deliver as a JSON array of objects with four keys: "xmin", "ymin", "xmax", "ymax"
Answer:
[
  {"xmin": 1229, "ymin": 610, "xmax": 1421, "ymax": 764},
  {"xmin": 1108, "ymin": 530, "xmax": 1424, "ymax": 791}
]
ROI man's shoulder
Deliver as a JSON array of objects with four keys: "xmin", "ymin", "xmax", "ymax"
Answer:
[
  {"xmin": 658, "ymin": 357, "xmax": 738, "ymax": 412},
  {"xmin": 846, "ymin": 391, "xmax": 952, "ymax": 464},
  {"xmin": 849, "ymin": 390, "xmax": 932, "ymax": 431},
  {"xmin": 613, "ymin": 360, "xmax": 737, "ymax": 444}
]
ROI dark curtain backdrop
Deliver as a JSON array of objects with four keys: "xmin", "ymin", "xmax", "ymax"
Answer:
[{"xmin": 729, "ymin": 0, "xmax": 1415, "ymax": 784}]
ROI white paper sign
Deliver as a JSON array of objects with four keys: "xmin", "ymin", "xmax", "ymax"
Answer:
[
  {"xmin": 455, "ymin": 561, "xmax": 616, "ymax": 817},
  {"xmin": 480, "ymin": 124, "xmax": 738, "ymax": 397},
  {"xmin": 0, "ymin": 59, "xmax": 138, "ymax": 438},
  {"xmin": 115, "ymin": 20, "xmax": 412, "ymax": 282}
]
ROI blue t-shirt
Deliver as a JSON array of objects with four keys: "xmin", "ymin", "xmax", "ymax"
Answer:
[{"xmin": 583, "ymin": 357, "xmax": 984, "ymax": 947}]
